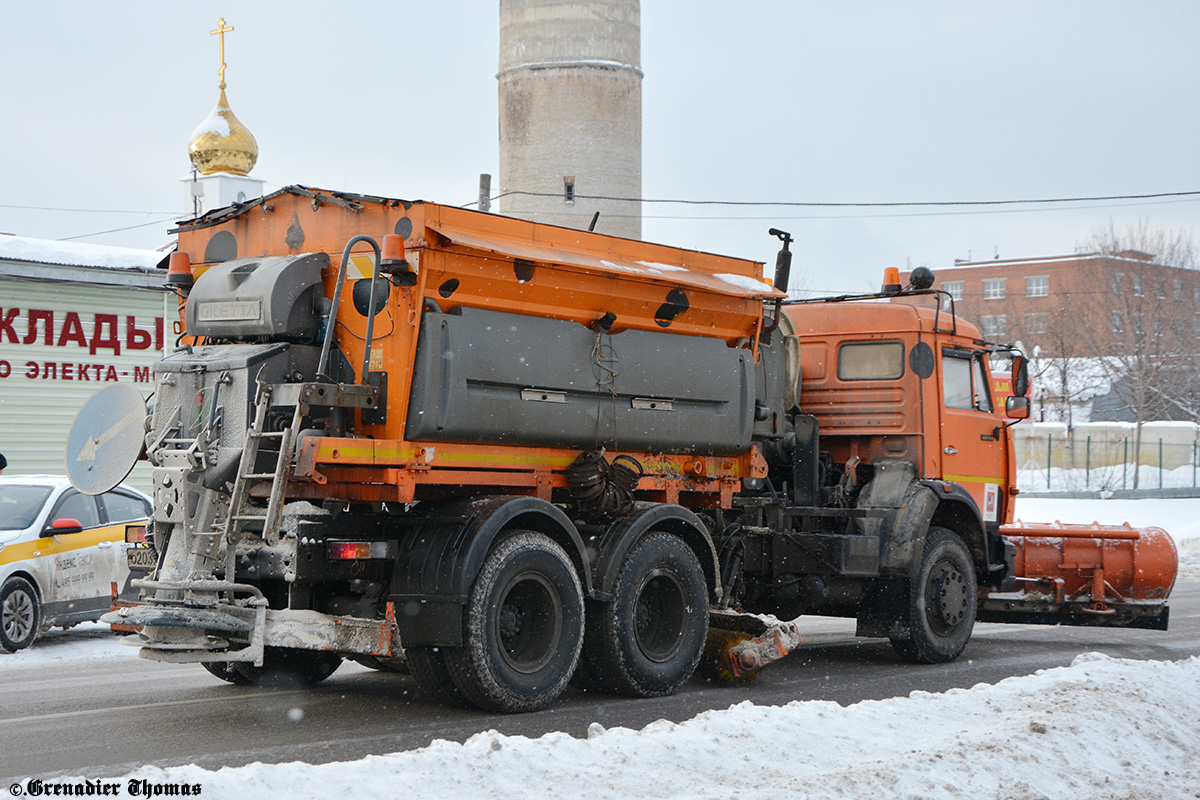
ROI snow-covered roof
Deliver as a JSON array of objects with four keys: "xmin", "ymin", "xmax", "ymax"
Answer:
[{"xmin": 0, "ymin": 233, "xmax": 164, "ymax": 271}]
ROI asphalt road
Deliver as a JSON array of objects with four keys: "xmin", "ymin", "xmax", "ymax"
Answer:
[{"xmin": 5, "ymin": 581, "xmax": 1198, "ymax": 782}]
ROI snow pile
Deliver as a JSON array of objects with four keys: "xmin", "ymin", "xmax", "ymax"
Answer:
[
  {"xmin": 63, "ymin": 654, "xmax": 1200, "ymax": 800},
  {"xmin": 0, "ymin": 233, "xmax": 164, "ymax": 269},
  {"xmin": 714, "ymin": 272, "xmax": 774, "ymax": 292}
]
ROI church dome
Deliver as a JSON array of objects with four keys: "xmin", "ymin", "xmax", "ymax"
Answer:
[{"xmin": 188, "ymin": 87, "xmax": 258, "ymax": 176}]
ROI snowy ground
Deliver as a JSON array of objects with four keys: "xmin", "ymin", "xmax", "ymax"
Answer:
[{"xmin": 8, "ymin": 497, "xmax": 1200, "ymax": 800}]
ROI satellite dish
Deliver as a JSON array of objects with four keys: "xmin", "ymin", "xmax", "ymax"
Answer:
[{"xmin": 66, "ymin": 384, "xmax": 148, "ymax": 495}]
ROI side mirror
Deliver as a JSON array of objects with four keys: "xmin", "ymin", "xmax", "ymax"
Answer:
[
  {"xmin": 1011, "ymin": 354, "xmax": 1029, "ymax": 397},
  {"xmin": 42, "ymin": 517, "xmax": 84, "ymax": 537},
  {"xmin": 1005, "ymin": 395, "xmax": 1031, "ymax": 420}
]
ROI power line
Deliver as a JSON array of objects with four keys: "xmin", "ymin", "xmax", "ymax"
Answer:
[
  {"xmin": 56, "ymin": 219, "xmax": 177, "ymax": 241},
  {"xmin": 486, "ymin": 188, "xmax": 1200, "ymax": 209},
  {"xmin": 0, "ymin": 203, "xmax": 179, "ymax": 215},
  {"xmin": 496, "ymin": 196, "xmax": 1200, "ymax": 223}
]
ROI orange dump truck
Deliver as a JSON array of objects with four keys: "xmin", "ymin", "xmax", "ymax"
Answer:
[{"xmin": 73, "ymin": 187, "xmax": 1176, "ymax": 713}]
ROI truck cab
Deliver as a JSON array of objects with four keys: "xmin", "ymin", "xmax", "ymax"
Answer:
[{"xmin": 790, "ymin": 301, "xmax": 1017, "ymax": 531}]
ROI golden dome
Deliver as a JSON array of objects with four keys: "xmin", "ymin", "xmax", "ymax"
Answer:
[{"xmin": 188, "ymin": 87, "xmax": 258, "ymax": 176}]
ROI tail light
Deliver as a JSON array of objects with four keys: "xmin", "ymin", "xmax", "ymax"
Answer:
[
  {"xmin": 125, "ymin": 524, "xmax": 148, "ymax": 544},
  {"xmin": 327, "ymin": 540, "xmax": 390, "ymax": 560}
]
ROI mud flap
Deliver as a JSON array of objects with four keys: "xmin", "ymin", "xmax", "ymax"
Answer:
[{"xmin": 855, "ymin": 575, "xmax": 912, "ymax": 639}]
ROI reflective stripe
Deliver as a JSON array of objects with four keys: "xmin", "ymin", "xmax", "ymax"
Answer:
[
  {"xmin": 0, "ymin": 524, "xmax": 126, "ymax": 567},
  {"xmin": 435, "ymin": 451, "xmax": 576, "ymax": 467},
  {"xmin": 944, "ymin": 473, "xmax": 1006, "ymax": 485}
]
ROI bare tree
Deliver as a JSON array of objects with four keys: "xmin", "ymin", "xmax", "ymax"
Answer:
[
  {"xmin": 1017, "ymin": 298, "xmax": 1108, "ymax": 429},
  {"xmin": 1079, "ymin": 221, "xmax": 1200, "ymax": 487},
  {"xmin": 1086, "ymin": 218, "xmax": 1197, "ymax": 269}
]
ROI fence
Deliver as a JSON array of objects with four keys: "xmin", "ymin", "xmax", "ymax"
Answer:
[{"xmin": 1013, "ymin": 422, "xmax": 1200, "ymax": 493}]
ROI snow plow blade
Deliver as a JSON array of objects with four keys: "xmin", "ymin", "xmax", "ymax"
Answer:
[{"xmin": 979, "ymin": 521, "xmax": 1177, "ymax": 631}]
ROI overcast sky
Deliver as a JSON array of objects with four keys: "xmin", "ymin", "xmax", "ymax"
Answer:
[{"xmin": 2, "ymin": 1, "xmax": 1198, "ymax": 294}]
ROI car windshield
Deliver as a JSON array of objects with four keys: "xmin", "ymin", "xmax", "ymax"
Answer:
[{"xmin": 0, "ymin": 485, "xmax": 55, "ymax": 530}]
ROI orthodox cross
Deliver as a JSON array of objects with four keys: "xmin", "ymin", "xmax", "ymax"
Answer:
[{"xmin": 210, "ymin": 18, "xmax": 234, "ymax": 89}]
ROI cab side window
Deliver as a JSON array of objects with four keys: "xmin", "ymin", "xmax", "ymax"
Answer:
[
  {"xmin": 943, "ymin": 350, "xmax": 995, "ymax": 413},
  {"xmin": 52, "ymin": 492, "xmax": 101, "ymax": 528},
  {"xmin": 972, "ymin": 356, "xmax": 994, "ymax": 413},
  {"xmin": 942, "ymin": 354, "xmax": 973, "ymax": 410},
  {"xmin": 101, "ymin": 491, "xmax": 150, "ymax": 524}
]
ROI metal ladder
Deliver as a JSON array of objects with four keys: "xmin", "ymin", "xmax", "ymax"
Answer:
[{"xmin": 223, "ymin": 383, "xmax": 301, "ymax": 548}]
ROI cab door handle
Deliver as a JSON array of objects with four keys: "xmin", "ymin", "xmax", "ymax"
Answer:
[{"xmin": 943, "ymin": 446, "xmax": 958, "ymax": 454}]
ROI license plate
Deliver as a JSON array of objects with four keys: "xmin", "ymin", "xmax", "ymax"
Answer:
[{"xmin": 127, "ymin": 545, "xmax": 158, "ymax": 570}]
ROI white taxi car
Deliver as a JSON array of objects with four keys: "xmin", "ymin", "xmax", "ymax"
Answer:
[{"xmin": 0, "ymin": 475, "xmax": 151, "ymax": 653}]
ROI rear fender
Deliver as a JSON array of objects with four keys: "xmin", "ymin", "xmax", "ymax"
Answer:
[
  {"xmin": 587, "ymin": 502, "xmax": 721, "ymax": 604},
  {"xmin": 388, "ymin": 496, "xmax": 589, "ymax": 647}
]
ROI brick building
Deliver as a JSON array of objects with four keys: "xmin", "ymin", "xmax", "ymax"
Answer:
[{"xmin": 902, "ymin": 251, "xmax": 1200, "ymax": 357}]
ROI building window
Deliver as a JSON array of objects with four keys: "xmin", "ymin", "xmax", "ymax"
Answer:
[
  {"xmin": 981, "ymin": 315, "xmax": 1007, "ymax": 339},
  {"xmin": 1025, "ymin": 275, "xmax": 1049, "ymax": 297},
  {"xmin": 982, "ymin": 278, "xmax": 1005, "ymax": 300},
  {"xmin": 1112, "ymin": 311, "xmax": 1123, "ymax": 332},
  {"xmin": 1156, "ymin": 278, "xmax": 1167, "ymax": 299},
  {"xmin": 1132, "ymin": 275, "xmax": 1143, "ymax": 297},
  {"xmin": 942, "ymin": 281, "xmax": 964, "ymax": 301},
  {"xmin": 1193, "ymin": 284, "xmax": 1200, "ymax": 304},
  {"xmin": 1024, "ymin": 313, "xmax": 1048, "ymax": 335},
  {"xmin": 1174, "ymin": 280, "xmax": 1183, "ymax": 300},
  {"xmin": 563, "ymin": 176, "xmax": 575, "ymax": 204},
  {"xmin": 1112, "ymin": 273, "xmax": 1124, "ymax": 293},
  {"xmin": 1133, "ymin": 313, "xmax": 1144, "ymax": 334}
]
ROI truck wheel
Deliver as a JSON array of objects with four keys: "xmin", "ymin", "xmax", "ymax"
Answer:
[
  {"xmin": 232, "ymin": 647, "xmax": 343, "ymax": 687},
  {"xmin": 201, "ymin": 661, "xmax": 251, "ymax": 685},
  {"xmin": 890, "ymin": 527, "xmax": 976, "ymax": 664},
  {"xmin": 0, "ymin": 577, "xmax": 41, "ymax": 653},
  {"xmin": 444, "ymin": 531, "xmax": 584, "ymax": 713},
  {"xmin": 406, "ymin": 646, "xmax": 472, "ymax": 708},
  {"xmin": 582, "ymin": 533, "xmax": 708, "ymax": 697}
]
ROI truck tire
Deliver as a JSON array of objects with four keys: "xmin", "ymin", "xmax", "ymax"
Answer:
[
  {"xmin": 444, "ymin": 531, "xmax": 584, "ymax": 713},
  {"xmin": 581, "ymin": 533, "xmax": 708, "ymax": 697},
  {"xmin": 232, "ymin": 647, "xmax": 343, "ymax": 687},
  {"xmin": 201, "ymin": 661, "xmax": 251, "ymax": 684},
  {"xmin": 406, "ymin": 646, "xmax": 472, "ymax": 708},
  {"xmin": 890, "ymin": 527, "xmax": 976, "ymax": 664},
  {"xmin": 0, "ymin": 577, "xmax": 41, "ymax": 653}
]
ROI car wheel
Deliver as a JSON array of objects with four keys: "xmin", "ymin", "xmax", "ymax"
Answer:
[{"xmin": 0, "ymin": 577, "xmax": 41, "ymax": 653}]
